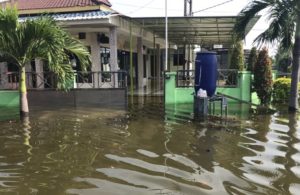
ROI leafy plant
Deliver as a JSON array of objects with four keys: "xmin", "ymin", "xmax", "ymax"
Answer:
[
  {"xmin": 233, "ymin": 0, "xmax": 300, "ymax": 111},
  {"xmin": 230, "ymin": 41, "xmax": 245, "ymax": 71},
  {"xmin": 253, "ymin": 47, "xmax": 273, "ymax": 105},
  {"xmin": 274, "ymin": 47, "xmax": 292, "ymax": 73},
  {"xmin": 227, "ymin": 40, "xmax": 245, "ymax": 85},
  {"xmin": 272, "ymin": 78, "xmax": 292, "ymax": 103},
  {"xmin": 0, "ymin": 9, "xmax": 91, "ymax": 116}
]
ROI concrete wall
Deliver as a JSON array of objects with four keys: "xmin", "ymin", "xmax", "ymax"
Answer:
[
  {"xmin": 0, "ymin": 89, "xmax": 127, "ymax": 120},
  {"xmin": 27, "ymin": 89, "xmax": 127, "ymax": 110}
]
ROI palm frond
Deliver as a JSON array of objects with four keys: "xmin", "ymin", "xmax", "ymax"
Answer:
[
  {"xmin": 49, "ymin": 63, "xmax": 75, "ymax": 90},
  {"xmin": 64, "ymin": 35, "xmax": 91, "ymax": 71},
  {"xmin": 0, "ymin": 8, "xmax": 91, "ymax": 90},
  {"xmin": 0, "ymin": 8, "xmax": 17, "ymax": 33},
  {"xmin": 234, "ymin": 0, "xmax": 274, "ymax": 39},
  {"xmin": 235, "ymin": 0, "xmax": 297, "ymax": 54}
]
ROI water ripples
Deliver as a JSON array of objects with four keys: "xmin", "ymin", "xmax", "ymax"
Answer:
[{"xmin": 0, "ymin": 100, "xmax": 300, "ymax": 194}]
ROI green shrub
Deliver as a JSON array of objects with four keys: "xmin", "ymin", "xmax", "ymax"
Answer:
[
  {"xmin": 227, "ymin": 41, "xmax": 245, "ymax": 85},
  {"xmin": 253, "ymin": 48, "xmax": 273, "ymax": 105},
  {"xmin": 230, "ymin": 41, "xmax": 245, "ymax": 71},
  {"xmin": 272, "ymin": 78, "xmax": 299, "ymax": 103}
]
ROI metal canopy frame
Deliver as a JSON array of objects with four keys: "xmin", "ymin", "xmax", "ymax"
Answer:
[{"xmin": 133, "ymin": 16, "xmax": 260, "ymax": 48}]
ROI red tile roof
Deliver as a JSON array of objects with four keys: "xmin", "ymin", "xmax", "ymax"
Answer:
[{"xmin": 17, "ymin": 0, "xmax": 112, "ymax": 10}]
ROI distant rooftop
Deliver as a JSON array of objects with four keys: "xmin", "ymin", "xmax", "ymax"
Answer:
[
  {"xmin": 17, "ymin": 0, "xmax": 112, "ymax": 10},
  {"xmin": 133, "ymin": 16, "xmax": 260, "ymax": 48}
]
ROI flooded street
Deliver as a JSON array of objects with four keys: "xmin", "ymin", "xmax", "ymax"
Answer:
[{"xmin": 0, "ymin": 97, "xmax": 300, "ymax": 195}]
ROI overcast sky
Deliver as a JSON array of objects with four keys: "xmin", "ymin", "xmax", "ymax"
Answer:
[{"xmin": 109, "ymin": 0, "xmax": 276, "ymax": 55}]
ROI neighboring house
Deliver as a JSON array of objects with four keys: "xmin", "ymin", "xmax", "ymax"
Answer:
[
  {"xmin": 0, "ymin": 0, "xmax": 165, "ymax": 90},
  {"xmin": 0, "ymin": 0, "xmax": 259, "ymax": 92}
]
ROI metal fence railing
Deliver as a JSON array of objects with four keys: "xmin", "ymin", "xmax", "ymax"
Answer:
[
  {"xmin": 0, "ymin": 72, "xmax": 19, "ymax": 89},
  {"xmin": 176, "ymin": 70, "xmax": 195, "ymax": 88},
  {"xmin": 276, "ymin": 72, "xmax": 291, "ymax": 79},
  {"xmin": 175, "ymin": 69, "xmax": 238, "ymax": 88},
  {"xmin": 0, "ymin": 71, "xmax": 128, "ymax": 90},
  {"xmin": 217, "ymin": 69, "xmax": 238, "ymax": 87},
  {"xmin": 75, "ymin": 71, "xmax": 127, "ymax": 89}
]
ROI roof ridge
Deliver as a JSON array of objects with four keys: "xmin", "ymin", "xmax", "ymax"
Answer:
[
  {"xmin": 16, "ymin": 0, "xmax": 112, "ymax": 11},
  {"xmin": 92, "ymin": 0, "xmax": 112, "ymax": 7}
]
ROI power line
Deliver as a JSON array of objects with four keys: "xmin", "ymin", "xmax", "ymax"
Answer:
[
  {"xmin": 112, "ymin": 2, "xmax": 182, "ymax": 11},
  {"xmin": 112, "ymin": 0, "xmax": 236, "ymax": 15},
  {"xmin": 126, "ymin": 0, "xmax": 157, "ymax": 15},
  {"xmin": 193, "ymin": 0, "xmax": 234, "ymax": 14}
]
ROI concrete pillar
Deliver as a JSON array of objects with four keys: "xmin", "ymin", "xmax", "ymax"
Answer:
[
  {"xmin": 25, "ymin": 62, "xmax": 32, "ymax": 88},
  {"xmin": 146, "ymin": 51, "xmax": 151, "ymax": 92},
  {"xmin": 109, "ymin": 27, "xmax": 118, "ymax": 87},
  {"xmin": 0, "ymin": 62, "xmax": 8, "ymax": 89},
  {"xmin": 91, "ymin": 33, "xmax": 101, "ymax": 88},
  {"xmin": 188, "ymin": 44, "xmax": 193, "ymax": 70},
  {"xmin": 191, "ymin": 46, "xmax": 195, "ymax": 70},
  {"xmin": 137, "ymin": 37, "xmax": 144, "ymax": 90},
  {"xmin": 156, "ymin": 44, "xmax": 161, "ymax": 91},
  {"xmin": 35, "ymin": 58, "xmax": 44, "ymax": 89},
  {"xmin": 152, "ymin": 36, "xmax": 156, "ymax": 92}
]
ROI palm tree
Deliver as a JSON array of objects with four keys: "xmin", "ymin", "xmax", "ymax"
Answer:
[
  {"xmin": 234, "ymin": 0, "xmax": 300, "ymax": 112},
  {"xmin": 0, "ymin": 9, "xmax": 90, "ymax": 117}
]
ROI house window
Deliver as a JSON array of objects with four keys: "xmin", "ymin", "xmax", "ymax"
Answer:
[{"xmin": 173, "ymin": 47, "xmax": 185, "ymax": 66}]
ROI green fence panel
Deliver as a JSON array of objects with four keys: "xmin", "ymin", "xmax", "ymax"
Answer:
[{"xmin": 0, "ymin": 91, "xmax": 19, "ymax": 121}]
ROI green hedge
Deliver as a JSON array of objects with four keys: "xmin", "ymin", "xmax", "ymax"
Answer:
[{"xmin": 272, "ymin": 78, "xmax": 299, "ymax": 103}]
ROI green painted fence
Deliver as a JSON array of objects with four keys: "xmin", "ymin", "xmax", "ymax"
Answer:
[{"xmin": 0, "ymin": 91, "xmax": 19, "ymax": 121}]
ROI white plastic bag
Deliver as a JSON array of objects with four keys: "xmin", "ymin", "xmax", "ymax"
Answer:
[{"xmin": 197, "ymin": 88, "xmax": 207, "ymax": 97}]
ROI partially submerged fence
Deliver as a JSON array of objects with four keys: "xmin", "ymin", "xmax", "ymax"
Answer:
[
  {"xmin": 175, "ymin": 69, "xmax": 239, "ymax": 88},
  {"xmin": 0, "ymin": 71, "xmax": 127, "ymax": 90}
]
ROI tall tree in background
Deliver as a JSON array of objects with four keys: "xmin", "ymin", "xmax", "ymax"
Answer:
[
  {"xmin": 234, "ymin": 0, "xmax": 300, "ymax": 111},
  {"xmin": 0, "ymin": 9, "xmax": 90, "ymax": 117},
  {"xmin": 230, "ymin": 40, "xmax": 245, "ymax": 71},
  {"xmin": 227, "ymin": 40, "xmax": 244, "ymax": 86},
  {"xmin": 275, "ymin": 44, "xmax": 293, "ymax": 73},
  {"xmin": 247, "ymin": 47, "xmax": 257, "ymax": 72}
]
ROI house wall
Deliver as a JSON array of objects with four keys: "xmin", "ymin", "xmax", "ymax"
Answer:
[
  {"xmin": 164, "ymin": 71, "xmax": 252, "ymax": 105},
  {"xmin": 0, "ymin": 25, "xmax": 161, "ymax": 92}
]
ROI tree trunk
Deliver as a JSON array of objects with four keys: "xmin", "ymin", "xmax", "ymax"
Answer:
[
  {"xmin": 19, "ymin": 66, "xmax": 29, "ymax": 117},
  {"xmin": 289, "ymin": 9, "xmax": 300, "ymax": 112}
]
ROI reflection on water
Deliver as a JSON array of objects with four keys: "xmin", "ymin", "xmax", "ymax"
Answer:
[{"xmin": 0, "ymin": 97, "xmax": 300, "ymax": 194}]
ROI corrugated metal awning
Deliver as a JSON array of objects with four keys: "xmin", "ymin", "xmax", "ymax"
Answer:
[
  {"xmin": 19, "ymin": 10, "xmax": 113, "ymax": 22},
  {"xmin": 133, "ymin": 16, "xmax": 260, "ymax": 48}
]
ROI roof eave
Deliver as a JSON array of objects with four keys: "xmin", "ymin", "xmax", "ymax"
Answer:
[{"xmin": 19, "ymin": 5, "xmax": 103, "ymax": 15}]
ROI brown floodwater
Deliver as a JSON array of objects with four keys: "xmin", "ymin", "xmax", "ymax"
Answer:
[{"xmin": 0, "ymin": 96, "xmax": 300, "ymax": 195}]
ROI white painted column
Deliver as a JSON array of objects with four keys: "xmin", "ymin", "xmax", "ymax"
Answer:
[
  {"xmin": 156, "ymin": 44, "xmax": 161, "ymax": 91},
  {"xmin": 25, "ymin": 63, "xmax": 31, "ymax": 71},
  {"xmin": 91, "ymin": 33, "xmax": 101, "ymax": 88},
  {"xmin": 146, "ymin": 51, "xmax": 151, "ymax": 92},
  {"xmin": 188, "ymin": 44, "xmax": 193, "ymax": 71},
  {"xmin": 25, "ymin": 62, "xmax": 32, "ymax": 88},
  {"xmin": 0, "ymin": 62, "xmax": 8, "ymax": 89},
  {"xmin": 35, "ymin": 58, "xmax": 44, "ymax": 89},
  {"xmin": 137, "ymin": 37, "xmax": 144, "ymax": 90},
  {"xmin": 109, "ymin": 27, "xmax": 118, "ymax": 87}
]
